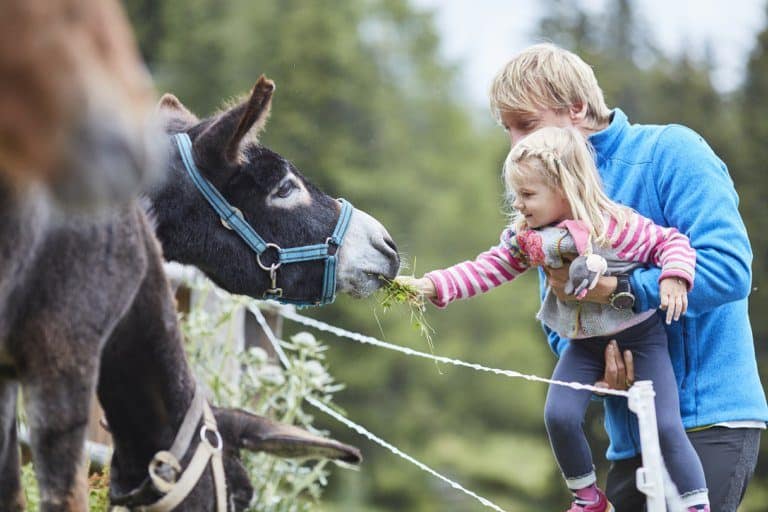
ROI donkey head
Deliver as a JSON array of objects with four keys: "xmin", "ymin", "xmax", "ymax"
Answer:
[
  {"xmin": 108, "ymin": 405, "xmax": 361, "ymax": 511},
  {"xmin": 149, "ymin": 76, "xmax": 399, "ymax": 302},
  {"xmin": 0, "ymin": 0, "xmax": 166, "ymax": 209}
]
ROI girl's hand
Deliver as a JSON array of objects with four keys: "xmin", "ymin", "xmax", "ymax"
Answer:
[
  {"xmin": 394, "ymin": 276, "xmax": 436, "ymax": 298},
  {"xmin": 659, "ymin": 277, "xmax": 688, "ymax": 324}
]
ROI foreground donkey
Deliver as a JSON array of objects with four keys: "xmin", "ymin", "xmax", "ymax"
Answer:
[
  {"xmin": 0, "ymin": 76, "xmax": 399, "ymax": 511},
  {"xmin": 0, "ymin": 0, "xmax": 164, "ymax": 209}
]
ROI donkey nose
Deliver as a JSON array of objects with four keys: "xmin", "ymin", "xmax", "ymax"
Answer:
[
  {"xmin": 380, "ymin": 235, "xmax": 400, "ymax": 277},
  {"xmin": 383, "ymin": 235, "xmax": 398, "ymax": 256}
]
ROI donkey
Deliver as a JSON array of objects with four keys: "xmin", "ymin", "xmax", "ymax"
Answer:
[
  {"xmin": 0, "ymin": 76, "xmax": 399, "ymax": 511},
  {"xmin": 97, "ymin": 213, "xmax": 362, "ymax": 511},
  {"xmin": 147, "ymin": 79, "xmax": 399, "ymax": 304},
  {"xmin": 97, "ymin": 76, "xmax": 400, "ymax": 511},
  {"xmin": 0, "ymin": 0, "xmax": 164, "ymax": 210}
]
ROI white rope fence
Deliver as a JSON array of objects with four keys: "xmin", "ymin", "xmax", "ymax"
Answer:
[
  {"xmin": 280, "ymin": 307, "xmax": 631, "ymax": 398},
  {"xmin": 263, "ymin": 303, "xmax": 682, "ymax": 512},
  {"xmin": 250, "ymin": 305, "xmax": 508, "ymax": 512},
  {"xmin": 165, "ymin": 265, "xmax": 682, "ymax": 512}
]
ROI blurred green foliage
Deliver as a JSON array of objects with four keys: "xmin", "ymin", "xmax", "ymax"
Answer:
[{"xmin": 123, "ymin": 0, "xmax": 767, "ymax": 510}]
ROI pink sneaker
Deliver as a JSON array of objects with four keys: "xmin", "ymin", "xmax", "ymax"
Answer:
[{"xmin": 565, "ymin": 488, "xmax": 613, "ymax": 512}]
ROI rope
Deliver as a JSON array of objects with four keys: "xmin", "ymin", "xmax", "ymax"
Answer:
[
  {"xmin": 167, "ymin": 267, "xmax": 675, "ymax": 510},
  {"xmin": 249, "ymin": 305, "xmax": 509, "ymax": 512},
  {"xmin": 280, "ymin": 308, "xmax": 629, "ymax": 398}
]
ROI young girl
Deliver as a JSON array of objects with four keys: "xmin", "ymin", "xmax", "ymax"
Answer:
[{"xmin": 399, "ymin": 127, "xmax": 709, "ymax": 512}]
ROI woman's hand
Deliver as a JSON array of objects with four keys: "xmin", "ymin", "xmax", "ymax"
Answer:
[
  {"xmin": 394, "ymin": 276, "xmax": 436, "ymax": 298},
  {"xmin": 659, "ymin": 277, "xmax": 688, "ymax": 324}
]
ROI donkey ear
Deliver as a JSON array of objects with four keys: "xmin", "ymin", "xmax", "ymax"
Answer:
[
  {"xmin": 214, "ymin": 408, "xmax": 362, "ymax": 464},
  {"xmin": 156, "ymin": 93, "xmax": 199, "ymax": 130},
  {"xmin": 195, "ymin": 76, "xmax": 275, "ymax": 164}
]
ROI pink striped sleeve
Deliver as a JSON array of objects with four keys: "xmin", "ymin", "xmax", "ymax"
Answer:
[
  {"xmin": 424, "ymin": 240, "xmax": 529, "ymax": 308},
  {"xmin": 609, "ymin": 212, "xmax": 697, "ymax": 290}
]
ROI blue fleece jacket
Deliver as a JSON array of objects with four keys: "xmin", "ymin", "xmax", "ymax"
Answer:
[{"xmin": 542, "ymin": 108, "xmax": 768, "ymax": 460}]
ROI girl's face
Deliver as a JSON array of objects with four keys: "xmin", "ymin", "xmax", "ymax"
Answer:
[{"xmin": 511, "ymin": 172, "xmax": 572, "ymax": 229}]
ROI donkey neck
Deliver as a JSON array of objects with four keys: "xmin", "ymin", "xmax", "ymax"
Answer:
[
  {"xmin": 97, "ymin": 243, "xmax": 199, "ymax": 492},
  {"xmin": 0, "ymin": 183, "xmax": 50, "ymax": 347}
]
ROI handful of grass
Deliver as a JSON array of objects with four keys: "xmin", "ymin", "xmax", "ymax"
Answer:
[{"xmin": 376, "ymin": 275, "xmax": 435, "ymax": 354}]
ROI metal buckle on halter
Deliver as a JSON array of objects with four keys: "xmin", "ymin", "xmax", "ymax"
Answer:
[
  {"xmin": 148, "ymin": 451, "xmax": 182, "ymax": 492},
  {"xmin": 257, "ymin": 243, "xmax": 283, "ymax": 298},
  {"xmin": 326, "ymin": 236, "xmax": 340, "ymax": 256},
  {"xmin": 221, "ymin": 207, "xmax": 244, "ymax": 230},
  {"xmin": 261, "ymin": 262, "xmax": 282, "ymax": 299}
]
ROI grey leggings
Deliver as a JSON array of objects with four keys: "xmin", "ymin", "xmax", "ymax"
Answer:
[{"xmin": 544, "ymin": 315, "xmax": 707, "ymax": 497}]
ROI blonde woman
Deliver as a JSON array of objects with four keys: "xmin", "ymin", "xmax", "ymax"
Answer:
[{"xmin": 399, "ymin": 127, "xmax": 708, "ymax": 512}]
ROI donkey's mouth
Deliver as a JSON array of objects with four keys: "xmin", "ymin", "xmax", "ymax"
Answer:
[{"xmin": 339, "ymin": 270, "xmax": 390, "ymax": 298}]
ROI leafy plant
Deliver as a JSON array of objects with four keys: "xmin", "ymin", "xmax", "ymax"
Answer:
[
  {"xmin": 181, "ymin": 279, "xmax": 352, "ymax": 512},
  {"xmin": 21, "ymin": 463, "xmax": 110, "ymax": 511}
]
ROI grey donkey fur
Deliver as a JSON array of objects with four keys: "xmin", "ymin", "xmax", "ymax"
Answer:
[{"xmin": 0, "ymin": 76, "xmax": 398, "ymax": 511}]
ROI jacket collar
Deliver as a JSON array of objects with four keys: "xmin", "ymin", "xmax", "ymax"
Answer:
[{"xmin": 588, "ymin": 108, "xmax": 628, "ymax": 166}]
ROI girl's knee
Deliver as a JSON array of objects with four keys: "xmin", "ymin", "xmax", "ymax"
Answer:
[
  {"xmin": 656, "ymin": 419, "xmax": 690, "ymax": 451},
  {"xmin": 544, "ymin": 403, "xmax": 581, "ymax": 436}
]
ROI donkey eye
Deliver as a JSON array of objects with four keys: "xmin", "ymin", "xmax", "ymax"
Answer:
[{"xmin": 275, "ymin": 181, "xmax": 296, "ymax": 198}]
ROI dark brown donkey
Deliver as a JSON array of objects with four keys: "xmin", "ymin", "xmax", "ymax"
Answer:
[
  {"xmin": 0, "ymin": 0, "xmax": 164, "ymax": 209},
  {"xmin": 0, "ymin": 77, "xmax": 399, "ymax": 511}
]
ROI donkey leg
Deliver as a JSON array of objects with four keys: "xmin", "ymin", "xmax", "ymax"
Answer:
[
  {"xmin": 0, "ymin": 380, "xmax": 24, "ymax": 512},
  {"xmin": 22, "ymin": 371, "xmax": 94, "ymax": 512}
]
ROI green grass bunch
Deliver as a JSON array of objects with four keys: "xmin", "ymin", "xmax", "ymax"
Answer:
[{"xmin": 377, "ymin": 274, "xmax": 436, "ymax": 354}]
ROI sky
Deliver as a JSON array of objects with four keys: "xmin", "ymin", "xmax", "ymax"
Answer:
[{"xmin": 410, "ymin": 0, "xmax": 766, "ymax": 108}]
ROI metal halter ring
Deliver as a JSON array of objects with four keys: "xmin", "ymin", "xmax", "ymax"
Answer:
[
  {"xmin": 200, "ymin": 425, "xmax": 223, "ymax": 453},
  {"xmin": 256, "ymin": 243, "xmax": 282, "ymax": 272}
]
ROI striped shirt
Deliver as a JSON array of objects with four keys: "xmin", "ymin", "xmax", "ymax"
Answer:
[{"xmin": 425, "ymin": 212, "xmax": 696, "ymax": 338}]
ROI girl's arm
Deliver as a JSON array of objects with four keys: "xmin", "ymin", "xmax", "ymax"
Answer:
[
  {"xmin": 423, "ymin": 228, "xmax": 530, "ymax": 308},
  {"xmin": 607, "ymin": 211, "xmax": 696, "ymax": 289}
]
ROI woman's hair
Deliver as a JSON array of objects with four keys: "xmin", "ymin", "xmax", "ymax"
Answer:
[
  {"xmin": 489, "ymin": 43, "xmax": 611, "ymax": 129},
  {"xmin": 503, "ymin": 126, "xmax": 629, "ymax": 246}
]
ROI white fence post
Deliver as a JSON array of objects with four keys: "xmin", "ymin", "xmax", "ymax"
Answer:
[{"xmin": 628, "ymin": 380, "xmax": 667, "ymax": 512}]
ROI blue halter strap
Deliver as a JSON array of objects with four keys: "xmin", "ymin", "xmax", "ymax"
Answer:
[{"xmin": 173, "ymin": 132, "xmax": 353, "ymax": 306}]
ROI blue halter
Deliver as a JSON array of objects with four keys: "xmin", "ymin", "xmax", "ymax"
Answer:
[{"xmin": 173, "ymin": 132, "xmax": 353, "ymax": 306}]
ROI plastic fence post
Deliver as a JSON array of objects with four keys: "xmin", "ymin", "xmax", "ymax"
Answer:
[{"xmin": 628, "ymin": 381, "xmax": 667, "ymax": 512}]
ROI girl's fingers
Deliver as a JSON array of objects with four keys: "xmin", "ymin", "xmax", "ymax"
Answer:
[
  {"xmin": 666, "ymin": 298, "xmax": 674, "ymax": 324},
  {"xmin": 673, "ymin": 295, "xmax": 683, "ymax": 322},
  {"xmin": 660, "ymin": 291, "xmax": 669, "ymax": 311}
]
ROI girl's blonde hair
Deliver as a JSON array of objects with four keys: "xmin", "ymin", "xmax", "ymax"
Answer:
[
  {"xmin": 503, "ymin": 126, "xmax": 629, "ymax": 246},
  {"xmin": 489, "ymin": 43, "xmax": 611, "ymax": 129}
]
